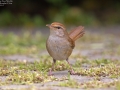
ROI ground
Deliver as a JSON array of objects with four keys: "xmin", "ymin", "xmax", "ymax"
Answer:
[{"xmin": 0, "ymin": 26, "xmax": 120, "ymax": 90}]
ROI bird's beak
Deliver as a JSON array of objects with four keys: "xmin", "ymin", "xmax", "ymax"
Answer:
[{"xmin": 46, "ymin": 24, "xmax": 51, "ymax": 28}]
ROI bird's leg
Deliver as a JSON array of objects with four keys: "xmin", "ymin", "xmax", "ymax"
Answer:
[
  {"xmin": 66, "ymin": 58, "xmax": 75, "ymax": 75},
  {"xmin": 48, "ymin": 59, "xmax": 56, "ymax": 76}
]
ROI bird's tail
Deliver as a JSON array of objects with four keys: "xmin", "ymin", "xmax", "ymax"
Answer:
[{"xmin": 69, "ymin": 26, "xmax": 84, "ymax": 41}]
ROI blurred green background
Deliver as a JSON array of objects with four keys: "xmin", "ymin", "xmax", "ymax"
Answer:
[{"xmin": 0, "ymin": 0, "xmax": 120, "ymax": 27}]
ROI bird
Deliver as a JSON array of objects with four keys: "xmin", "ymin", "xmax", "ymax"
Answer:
[{"xmin": 46, "ymin": 22, "xmax": 84, "ymax": 75}]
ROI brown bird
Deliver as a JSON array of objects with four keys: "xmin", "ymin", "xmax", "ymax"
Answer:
[{"xmin": 46, "ymin": 22, "xmax": 84, "ymax": 75}]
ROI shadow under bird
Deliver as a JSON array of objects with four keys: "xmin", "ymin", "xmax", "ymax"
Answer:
[{"xmin": 46, "ymin": 22, "xmax": 85, "ymax": 75}]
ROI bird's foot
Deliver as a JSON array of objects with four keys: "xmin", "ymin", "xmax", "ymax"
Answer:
[
  {"xmin": 48, "ymin": 68, "xmax": 53, "ymax": 76},
  {"xmin": 68, "ymin": 69, "xmax": 76, "ymax": 75}
]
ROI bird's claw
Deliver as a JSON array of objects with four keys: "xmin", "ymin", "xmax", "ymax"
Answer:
[
  {"xmin": 68, "ymin": 69, "xmax": 76, "ymax": 75},
  {"xmin": 48, "ymin": 68, "xmax": 54, "ymax": 76}
]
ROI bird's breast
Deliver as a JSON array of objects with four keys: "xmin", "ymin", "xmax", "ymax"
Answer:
[{"xmin": 46, "ymin": 36, "xmax": 73, "ymax": 60}]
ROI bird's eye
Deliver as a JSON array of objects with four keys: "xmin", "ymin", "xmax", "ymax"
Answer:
[{"xmin": 56, "ymin": 27, "xmax": 61, "ymax": 29}]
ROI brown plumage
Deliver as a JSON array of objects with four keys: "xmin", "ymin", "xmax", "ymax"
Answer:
[
  {"xmin": 46, "ymin": 22, "xmax": 85, "ymax": 75},
  {"xmin": 69, "ymin": 26, "xmax": 84, "ymax": 41}
]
